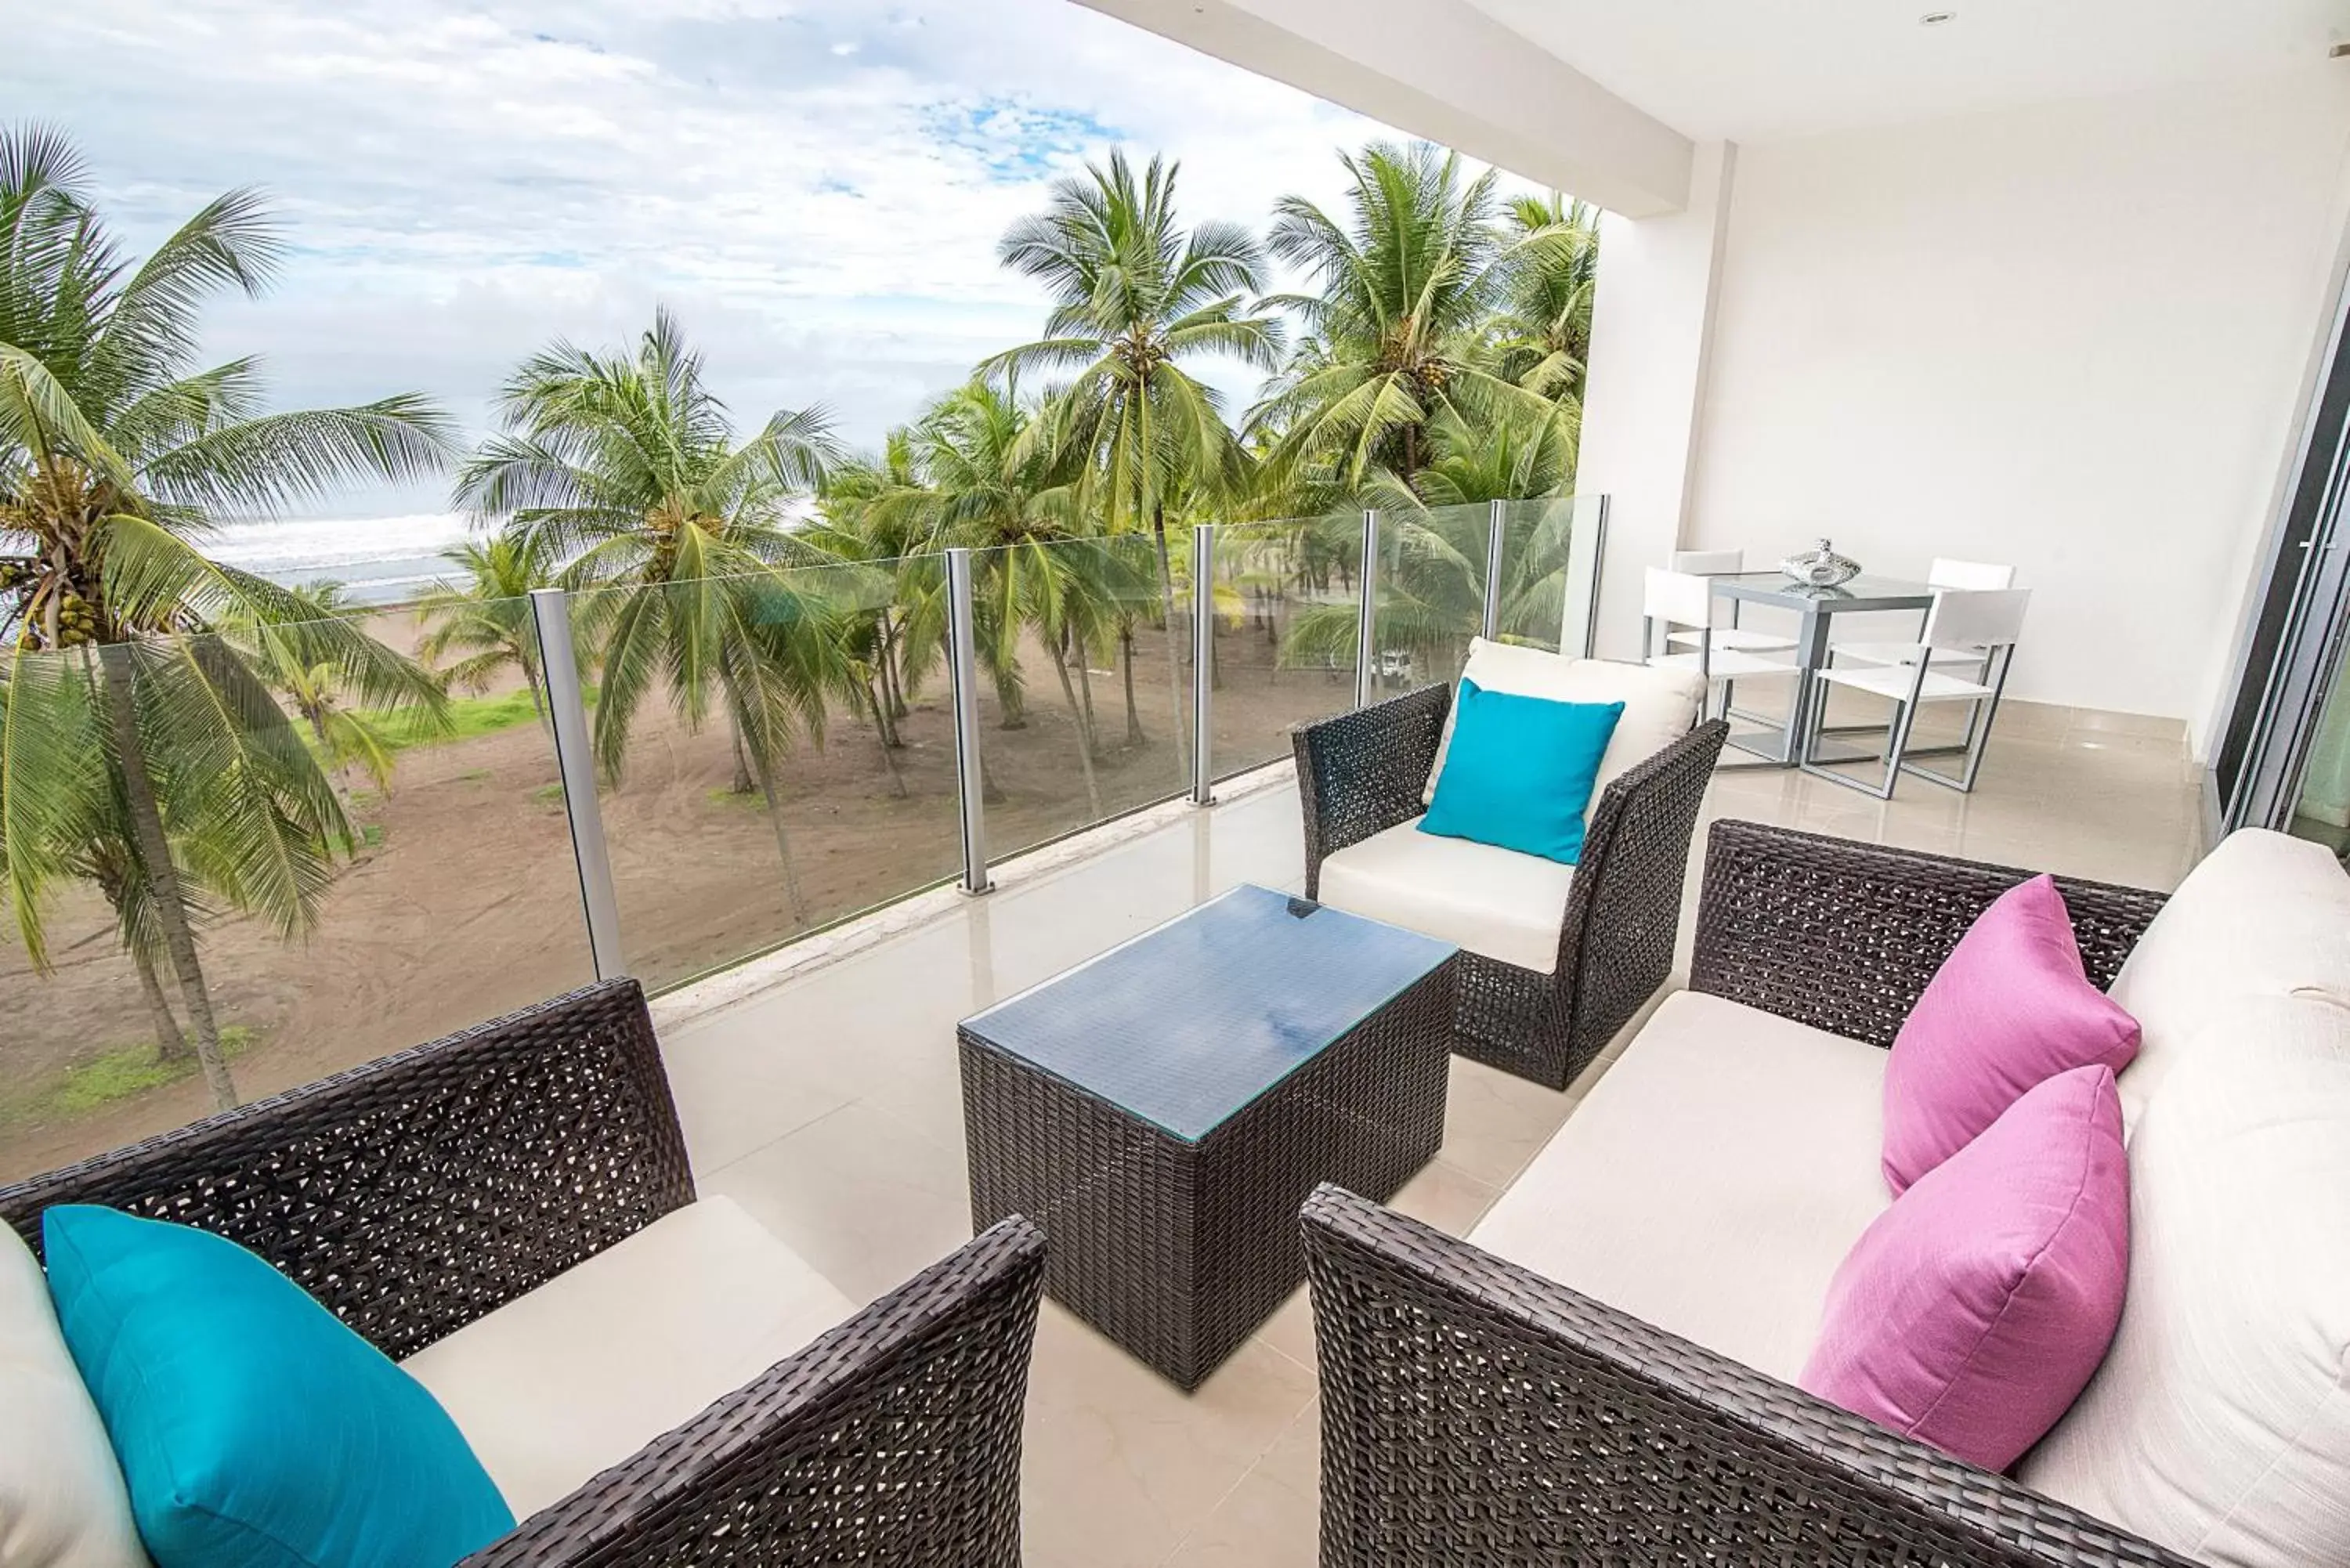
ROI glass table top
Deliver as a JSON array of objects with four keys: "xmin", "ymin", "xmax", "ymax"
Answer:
[
  {"xmin": 959, "ymin": 884, "xmax": 1456, "ymax": 1142},
  {"xmin": 1708, "ymin": 571, "xmax": 1936, "ymax": 612}
]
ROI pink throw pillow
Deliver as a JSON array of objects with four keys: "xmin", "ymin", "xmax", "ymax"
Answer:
[
  {"xmin": 1883, "ymin": 874, "xmax": 2139, "ymax": 1193},
  {"xmin": 1801, "ymin": 1064, "xmax": 2129, "ymax": 1472}
]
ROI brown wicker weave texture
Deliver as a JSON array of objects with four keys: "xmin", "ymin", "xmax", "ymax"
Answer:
[
  {"xmin": 962, "ymin": 965, "xmax": 1452, "ymax": 1389},
  {"xmin": 1295, "ymin": 684, "xmax": 1730, "ymax": 1089},
  {"xmin": 1, "ymin": 980, "xmax": 1049, "ymax": 1568},
  {"xmin": 1691, "ymin": 818, "xmax": 2167, "ymax": 1044},
  {"xmin": 1302, "ymin": 1186, "xmax": 2200, "ymax": 1568},
  {"xmin": 1301, "ymin": 826, "xmax": 2182, "ymax": 1568}
]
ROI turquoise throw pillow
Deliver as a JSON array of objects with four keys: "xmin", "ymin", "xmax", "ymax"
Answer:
[
  {"xmin": 1419, "ymin": 681, "xmax": 1625, "ymax": 865},
  {"xmin": 42, "ymin": 1205, "xmax": 514, "ymax": 1568}
]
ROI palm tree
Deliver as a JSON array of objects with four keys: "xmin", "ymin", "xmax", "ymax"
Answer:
[
  {"xmin": 804, "ymin": 435, "xmax": 941, "ymax": 750},
  {"xmin": 452, "ymin": 309, "xmax": 849, "ymax": 926},
  {"xmin": 226, "ymin": 580, "xmax": 433, "ymax": 805},
  {"xmin": 985, "ymin": 152, "xmax": 1284, "ymax": 764},
  {"xmin": 416, "ymin": 534, "xmax": 554, "ymax": 723},
  {"xmin": 0, "ymin": 125, "xmax": 455, "ymax": 1109},
  {"xmin": 1250, "ymin": 141, "xmax": 1553, "ymax": 490},
  {"xmin": 899, "ymin": 380, "xmax": 1115, "ymax": 818},
  {"xmin": 1489, "ymin": 193, "xmax": 1602, "ymax": 410},
  {"xmin": 1280, "ymin": 405, "xmax": 1579, "ymax": 673}
]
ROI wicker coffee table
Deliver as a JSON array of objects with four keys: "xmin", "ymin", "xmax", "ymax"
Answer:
[{"xmin": 958, "ymin": 884, "xmax": 1455, "ymax": 1389}]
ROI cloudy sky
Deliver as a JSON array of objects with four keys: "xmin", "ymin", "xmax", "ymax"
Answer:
[{"xmin": 1, "ymin": 0, "xmax": 1419, "ymax": 515}]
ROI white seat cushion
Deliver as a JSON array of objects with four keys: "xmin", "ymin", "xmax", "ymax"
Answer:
[
  {"xmin": 2106, "ymin": 828, "xmax": 2350, "ymax": 1129},
  {"xmin": 0, "ymin": 1227, "xmax": 146, "ymax": 1568},
  {"xmin": 2018, "ymin": 994, "xmax": 2350, "ymax": 1568},
  {"xmin": 1469, "ymin": 991, "xmax": 1891, "ymax": 1381},
  {"xmin": 401, "ymin": 1196, "xmax": 853, "ymax": 1519},
  {"xmin": 1832, "ymin": 639, "xmax": 1986, "ymax": 667},
  {"xmin": 1813, "ymin": 663, "xmax": 1995, "ymax": 702},
  {"xmin": 1665, "ymin": 627, "xmax": 1799, "ymax": 653},
  {"xmin": 1647, "ymin": 648, "xmax": 1795, "ymax": 679},
  {"xmin": 1317, "ymin": 816, "xmax": 1574, "ymax": 974},
  {"xmin": 1422, "ymin": 641, "xmax": 1703, "ymax": 808}
]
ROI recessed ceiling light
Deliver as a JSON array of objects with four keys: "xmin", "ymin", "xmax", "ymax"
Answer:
[{"xmin": 1919, "ymin": 9, "xmax": 1958, "ymax": 23}]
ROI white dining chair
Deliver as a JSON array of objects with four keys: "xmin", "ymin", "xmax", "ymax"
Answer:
[
  {"xmin": 1831, "ymin": 558, "xmax": 2016, "ymax": 669},
  {"xmin": 1643, "ymin": 568, "xmax": 1790, "ymax": 720},
  {"xmin": 1663, "ymin": 549, "xmax": 1798, "ymax": 655},
  {"xmin": 1799, "ymin": 587, "xmax": 2029, "ymax": 800}
]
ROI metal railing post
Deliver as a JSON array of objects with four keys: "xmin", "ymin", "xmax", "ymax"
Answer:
[
  {"xmin": 945, "ymin": 548, "xmax": 993, "ymax": 894},
  {"xmin": 1563, "ymin": 493, "xmax": 1611, "ymax": 658},
  {"xmin": 529, "ymin": 588, "xmax": 626, "ymax": 980},
  {"xmin": 1354, "ymin": 508, "xmax": 1379, "ymax": 710},
  {"xmin": 1190, "ymin": 523, "xmax": 1217, "ymax": 805},
  {"xmin": 1482, "ymin": 499, "xmax": 1507, "ymax": 642}
]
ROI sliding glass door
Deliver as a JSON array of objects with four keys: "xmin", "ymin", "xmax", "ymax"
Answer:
[{"xmin": 2214, "ymin": 260, "xmax": 2350, "ymax": 845}]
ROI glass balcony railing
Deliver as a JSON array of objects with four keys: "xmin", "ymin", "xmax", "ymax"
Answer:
[
  {"xmin": 1209, "ymin": 514, "xmax": 1362, "ymax": 779},
  {"xmin": 0, "ymin": 612, "xmax": 593, "ymax": 1184},
  {"xmin": 1, "ymin": 497, "xmax": 1607, "ymax": 1179},
  {"xmin": 972, "ymin": 532, "xmax": 1193, "ymax": 859}
]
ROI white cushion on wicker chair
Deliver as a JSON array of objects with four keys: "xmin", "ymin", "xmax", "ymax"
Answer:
[
  {"xmin": 1469, "ymin": 991, "xmax": 1891, "ymax": 1382},
  {"xmin": 2019, "ymin": 993, "xmax": 2350, "ymax": 1568},
  {"xmin": 402, "ymin": 1195, "xmax": 853, "ymax": 1519},
  {"xmin": 2106, "ymin": 828, "xmax": 2350, "ymax": 1129},
  {"xmin": 1317, "ymin": 816, "xmax": 1574, "ymax": 974},
  {"xmin": 0, "ymin": 1225, "xmax": 146, "ymax": 1568},
  {"xmin": 1420, "ymin": 641, "xmax": 1705, "ymax": 808}
]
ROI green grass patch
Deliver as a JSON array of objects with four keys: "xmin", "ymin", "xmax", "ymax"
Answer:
[
  {"xmin": 533, "ymin": 782, "xmax": 567, "ymax": 805},
  {"xmin": 358, "ymin": 823, "xmax": 387, "ymax": 849},
  {"xmin": 369, "ymin": 688, "xmax": 548, "ymax": 750},
  {"xmin": 6, "ymin": 1026, "xmax": 263, "ymax": 1125},
  {"xmin": 704, "ymin": 786, "xmax": 769, "ymax": 809}
]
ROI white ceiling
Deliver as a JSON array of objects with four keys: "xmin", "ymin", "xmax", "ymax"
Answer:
[{"xmin": 1461, "ymin": 0, "xmax": 2350, "ymax": 143}]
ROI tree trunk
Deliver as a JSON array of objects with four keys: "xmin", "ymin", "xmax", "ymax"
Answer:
[
  {"xmin": 98, "ymin": 645, "xmax": 237, "ymax": 1111},
  {"xmin": 729, "ymin": 721, "xmax": 755, "ymax": 795},
  {"xmin": 522, "ymin": 653, "xmax": 548, "ymax": 729},
  {"xmin": 98, "ymin": 865, "xmax": 190, "ymax": 1064},
  {"xmin": 1150, "ymin": 506, "xmax": 1191, "ymax": 777},
  {"xmin": 131, "ymin": 941, "xmax": 190, "ymax": 1064},
  {"xmin": 305, "ymin": 708, "xmax": 357, "ymax": 818},
  {"xmin": 1073, "ymin": 646, "xmax": 1102, "ymax": 757},
  {"xmin": 864, "ymin": 680, "xmax": 908, "ymax": 797},
  {"xmin": 1119, "ymin": 624, "xmax": 1145, "ymax": 746},
  {"xmin": 1045, "ymin": 637, "xmax": 1104, "ymax": 820},
  {"xmin": 870, "ymin": 643, "xmax": 902, "ymax": 747},
  {"xmin": 880, "ymin": 612, "xmax": 910, "ymax": 723},
  {"xmin": 747, "ymin": 746, "xmax": 810, "ymax": 927}
]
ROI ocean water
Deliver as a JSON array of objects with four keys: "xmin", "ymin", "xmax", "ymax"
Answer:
[{"xmin": 203, "ymin": 513, "xmax": 476, "ymax": 608}]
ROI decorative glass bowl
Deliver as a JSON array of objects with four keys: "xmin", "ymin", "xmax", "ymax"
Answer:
[{"xmin": 1781, "ymin": 538, "xmax": 1860, "ymax": 589}]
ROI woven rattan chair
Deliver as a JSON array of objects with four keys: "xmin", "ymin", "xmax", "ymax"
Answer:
[
  {"xmin": 1300, "ymin": 822, "xmax": 2185, "ymax": 1568},
  {"xmin": 0, "ymin": 980, "xmax": 1047, "ymax": 1568},
  {"xmin": 1294, "ymin": 681, "xmax": 1729, "ymax": 1089}
]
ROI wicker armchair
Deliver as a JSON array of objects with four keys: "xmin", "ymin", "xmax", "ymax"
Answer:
[
  {"xmin": 1294, "ymin": 682, "xmax": 1729, "ymax": 1089},
  {"xmin": 0, "ymin": 980, "xmax": 1047, "ymax": 1568},
  {"xmin": 1301, "ymin": 822, "xmax": 2181, "ymax": 1568}
]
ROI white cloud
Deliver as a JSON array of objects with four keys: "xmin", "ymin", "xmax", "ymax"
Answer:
[{"xmin": 0, "ymin": 0, "xmax": 1515, "ymax": 514}]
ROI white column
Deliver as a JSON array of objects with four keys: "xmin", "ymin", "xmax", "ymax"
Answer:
[{"xmin": 1576, "ymin": 141, "xmax": 1739, "ymax": 662}]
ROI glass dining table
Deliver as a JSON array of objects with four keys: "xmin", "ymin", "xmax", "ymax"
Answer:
[{"xmin": 1706, "ymin": 570, "xmax": 1937, "ymax": 765}]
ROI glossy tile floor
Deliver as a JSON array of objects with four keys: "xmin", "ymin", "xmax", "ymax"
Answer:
[{"xmin": 655, "ymin": 699, "xmax": 2206, "ymax": 1568}]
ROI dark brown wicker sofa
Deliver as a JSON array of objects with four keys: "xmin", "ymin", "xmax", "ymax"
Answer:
[
  {"xmin": 0, "ymin": 979, "xmax": 1046, "ymax": 1568},
  {"xmin": 1301, "ymin": 819, "xmax": 2211, "ymax": 1568},
  {"xmin": 1294, "ymin": 667, "xmax": 1728, "ymax": 1089}
]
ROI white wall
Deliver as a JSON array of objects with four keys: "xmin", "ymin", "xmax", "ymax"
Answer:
[
  {"xmin": 1577, "ymin": 143, "xmax": 1737, "ymax": 661},
  {"xmin": 1669, "ymin": 68, "xmax": 2350, "ymax": 734}
]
